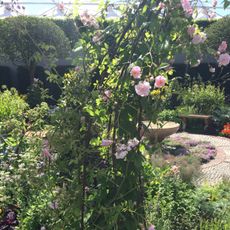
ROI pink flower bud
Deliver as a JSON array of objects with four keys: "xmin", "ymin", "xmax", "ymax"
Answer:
[
  {"xmin": 130, "ymin": 66, "xmax": 141, "ymax": 79},
  {"xmin": 218, "ymin": 41, "xmax": 227, "ymax": 53},
  {"xmin": 154, "ymin": 75, "xmax": 166, "ymax": 88},
  {"xmin": 103, "ymin": 90, "xmax": 112, "ymax": 102}
]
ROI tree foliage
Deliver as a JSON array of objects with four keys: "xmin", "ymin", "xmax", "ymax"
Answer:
[{"xmin": 0, "ymin": 16, "xmax": 71, "ymax": 84}]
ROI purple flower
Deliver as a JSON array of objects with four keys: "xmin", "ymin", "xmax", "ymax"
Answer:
[{"xmin": 148, "ymin": 224, "xmax": 155, "ymax": 230}]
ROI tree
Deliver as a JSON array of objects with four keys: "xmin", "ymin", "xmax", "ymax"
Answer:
[{"xmin": 0, "ymin": 16, "xmax": 71, "ymax": 84}]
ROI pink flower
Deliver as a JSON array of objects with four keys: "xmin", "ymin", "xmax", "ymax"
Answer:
[
  {"xmin": 103, "ymin": 90, "xmax": 112, "ymax": 102},
  {"xmin": 101, "ymin": 139, "xmax": 113, "ymax": 147},
  {"xmin": 158, "ymin": 2, "xmax": 165, "ymax": 9},
  {"xmin": 187, "ymin": 25, "xmax": 195, "ymax": 37},
  {"xmin": 115, "ymin": 150, "xmax": 128, "ymax": 159},
  {"xmin": 130, "ymin": 66, "xmax": 141, "ymax": 79},
  {"xmin": 212, "ymin": 0, "xmax": 217, "ymax": 8},
  {"xmin": 154, "ymin": 75, "xmax": 166, "ymax": 88},
  {"xmin": 171, "ymin": 165, "xmax": 180, "ymax": 174},
  {"xmin": 181, "ymin": 0, "xmax": 193, "ymax": 16},
  {"xmin": 127, "ymin": 138, "xmax": 139, "ymax": 151},
  {"xmin": 218, "ymin": 53, "xmax": 230, "ymax": 66},
  {"xmin": 148, "ymin": 224, "xmax": 155, "ymax": 230},
  {"xmin": 218, "ymin": 41, "xmax": 227, "ymax": 53},
  {"xmin": 135, "ymin": 81, "xmax": 151, "ymax": 97},
  {"xmin": 115, "ymin": 144, "xmax": 128, "ymax": 159},
  {"xmin": 192, "ymin": 33, "xmax": 206, "ymax": 44},
  {"xmin": 192, "ymin": 34, "xmax": 202, "ymax": 44}
]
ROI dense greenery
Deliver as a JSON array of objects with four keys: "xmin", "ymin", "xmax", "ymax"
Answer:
[
  {"xmin": 52, "ymin": 18, "xmax": 79, "ymax": 48},
  {"xmin": 206, "ymin": 17, "xmax": 230, "ymax": 52},
  {"xmin": 0, "ymin": 16, "xmax": 70, "ymax": 84},
  {"xmin": 0, "ymin": 0, "xmax": 230, "ymax": 230},
  {"xmin": 177, "ymin": 83, "xmax": 225, "ymax": 115}
]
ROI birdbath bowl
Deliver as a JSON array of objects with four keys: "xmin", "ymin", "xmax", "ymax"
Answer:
[{"xmin": 141, "ymin": 121, "xmax": 180, "ymax": 143}]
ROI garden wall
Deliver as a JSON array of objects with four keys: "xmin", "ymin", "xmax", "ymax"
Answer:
[{"xmin": 1, "ymin": 61, "xmax": 229, "ymax": 102}]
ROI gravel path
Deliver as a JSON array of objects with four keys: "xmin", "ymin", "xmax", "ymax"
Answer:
[{"xmin": 170, "ymin": 132, "xmax": 230, "ymax": 185}]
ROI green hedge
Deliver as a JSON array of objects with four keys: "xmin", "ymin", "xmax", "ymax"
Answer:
[
  {"xmin": 52, "ymin": 18, "xmax": 80, "ymax": 48},
  {"xmin": 205, "ymin": 17, "xmax": 230, "ymax": 51}
]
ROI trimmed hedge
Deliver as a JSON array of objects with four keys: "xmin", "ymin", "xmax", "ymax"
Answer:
[
  {"xmin": 52, "ymin": 18, "xmax": 79, "ymax": 48},
  {"xmin": 205, "ymin": 16, "xmax": 230, "ymax": 51}
]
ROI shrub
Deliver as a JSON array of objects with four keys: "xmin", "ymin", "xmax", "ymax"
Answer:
[
  {"xmin": 195, "ymin": 181, "xmax": 230, "ymax": 221},
  {"xmin": 0, "ymin": 16, "xmax": 70, "ymax": 84},
  {"xmin": 0, "ymin": 88, "xmax": 28, "ymax": 120},
  {"xmin": 178, "ymin": 83, "xmax": 225, "ymax": 115},
  {"xmin": 146, "ymin": 175, "xmax": 199, "ymax": 230},
  {"xmin": 157, "ymin": 109, "xmax": 180, "ymax": 123},
  {"xmin": 26, "ymin": 79, "xmax": 50, "ymax": 108}
]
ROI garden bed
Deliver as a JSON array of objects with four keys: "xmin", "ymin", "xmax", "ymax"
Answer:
[{"xmin": 151, "ymin": 134, "xmax": 217, "ymax": 182}]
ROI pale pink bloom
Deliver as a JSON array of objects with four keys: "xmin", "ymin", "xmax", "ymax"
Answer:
[
  {"xmin": 181, "ymin": 0, "xmax": 193, "ymax": 16},
  {"xmin": 154, "ymin": 75, "xmax": 166, "ymax": 88},
  {"xmin": 115, "ymin": 150, "xmax": 128, "ymax": 159},
  {"xmin": 171, "ymin": 165, "xmax": 180, "ymax": 174},
  {"xmin": 103, "ymin": 90, "xmax": 112, "ymax": 102},
  {"xmin": 101, "ymin": 139, "xmax": 113, "ymax": 147},
  {"xmin": 115, "ymin": 144, "xmax": 128, "ymax": 159},
  {"xmin": 192, "ymin": 34, "xmax": 202, "ymax": 44},
  {"xmin": 135, "ymin": 81, "xmax": 151, "ymax": 97},
  {"xmin": 148, "ymin": 224, "xmax": 155, "ymax": 230},
  {"xmin": 218, "ymin": 41, "xmax": 227, "ymax": 53},
  {"xmin": 192, "ymin": 33, "xmax": 206, "ymax": 45},
  {"xmin": 209, "ymin": 67, "xmax": 215, "ymax": 73},
  {"xmin": 158, "ymin": 2, "xmax": 165, "ymax": 9},
  {"xmin": 130, "ymin": 66, "xmax": 141, "ymax": 79},
  {"xmin": 187, "ymin": 25, "xmax": 195, "ymax": 37},
  {"xmin": 218, "ymin": 53, "xmax": 230, "ymax": 66},
  {"xmin": 127, "ymin": 138, "xmax": 139, "ymax": 151},
  {"xmin": 212, "ymin": 0, "xmax": 217, "ymax": 8},
  {"xmin": 85, "ymin": 186, "xmax": 90, "ymax": 193}
]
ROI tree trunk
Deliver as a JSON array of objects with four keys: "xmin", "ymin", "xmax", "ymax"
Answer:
[{"xmin": 28, "ymin": 62, "xmax": 36, "ymax": 85}]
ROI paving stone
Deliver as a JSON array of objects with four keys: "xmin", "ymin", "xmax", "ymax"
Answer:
[{"xmin": 170, "ymin": 132, "xmax": 230, "ymax": 185}]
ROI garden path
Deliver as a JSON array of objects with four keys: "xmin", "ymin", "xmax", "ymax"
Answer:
[{"xmin": 170, "ymin": 132, "xmax": 230, "ymax": 185}]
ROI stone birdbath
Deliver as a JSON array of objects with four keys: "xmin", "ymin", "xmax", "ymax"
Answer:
[{"xmin": 141, "ymin": 121, "xmax": 180, "ymax": 143}]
